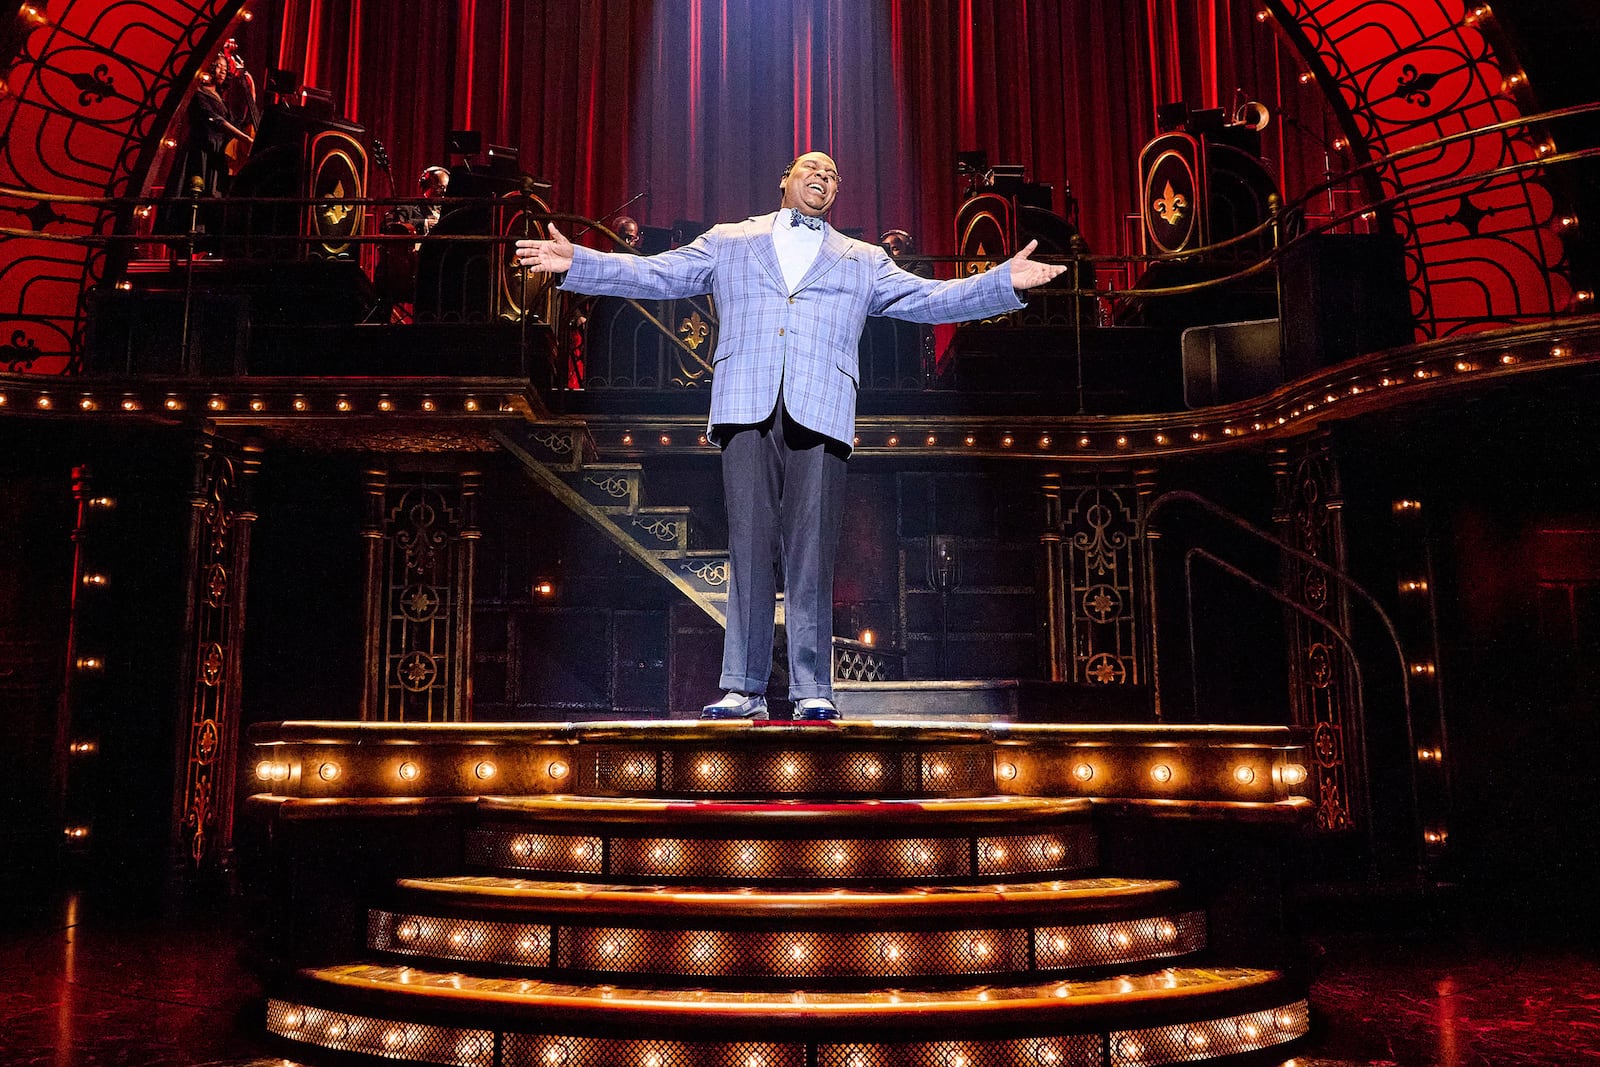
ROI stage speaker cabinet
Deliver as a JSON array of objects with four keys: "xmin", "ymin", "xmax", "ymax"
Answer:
[
  {"xmin": 83, "ymin": 287, "xmax": 249, "ymax": 375},
  {"xmin": 1139, "ymin": 131, "xmax": 1276, "ymax": 256},
  {"xmin": 1279, "ymin": 232, "xmax": 1412, "ymax": 378},
  {"xmin": 303, "ymin": 126, "xmax": 369, "ymax": 261},
  {"xmin": 1180, "ymin": 318, "xmax": 1282, "ymax": 408}
]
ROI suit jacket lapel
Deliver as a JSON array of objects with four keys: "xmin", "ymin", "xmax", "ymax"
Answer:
[
  {"xmin": 792, "ymin": 228, "xmax": 850, "ymax": 295},
  {"xmin": 746, "ymin": 213, "xmax": 786, "ymax": 291}
]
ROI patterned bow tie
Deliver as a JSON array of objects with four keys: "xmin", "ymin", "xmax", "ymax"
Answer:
[{"xmin": 788, "ymin": 210, "xmax": 824, "ymax": 231}]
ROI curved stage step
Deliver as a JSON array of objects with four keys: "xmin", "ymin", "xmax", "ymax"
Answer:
[
  {"xmin": 466, "ymin": 796, "xmax": 1097, "ymax": 886},
  {"xmin": 368, "ymin": 876, "xmax": 1206, "ymax": 985},
  {"xmin": 246, "ymin": 721, "xmax": 1316, "ymax": 1067},
  {"xmin": 267, "ymin": 966, "xmax": 1310, "ymax": 1065}
]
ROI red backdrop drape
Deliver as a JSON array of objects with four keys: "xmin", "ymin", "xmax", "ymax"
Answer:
[{"xmin": 237, "ymin": 0, "xmax": 1341, "ymax": 258}]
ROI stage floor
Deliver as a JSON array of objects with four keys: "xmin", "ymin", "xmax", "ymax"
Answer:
[{"xmin": 0, "ymin": 887, "xmax": 1591, "ymax": 1067}]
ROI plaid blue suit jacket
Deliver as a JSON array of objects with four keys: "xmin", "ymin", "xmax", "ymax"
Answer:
[{"xmin": 561, "ymin": 212, "xmax": 1024, "ymax": 448}]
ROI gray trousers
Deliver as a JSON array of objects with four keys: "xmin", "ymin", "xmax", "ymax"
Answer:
[{"xmin": 717, "ymin": 404, "xmax": 849, "ymax": 700}]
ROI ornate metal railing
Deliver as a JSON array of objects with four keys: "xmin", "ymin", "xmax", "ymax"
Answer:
[{"xmin": 1, "ymin": 102, "xmax": 1592, "ymax": 388}]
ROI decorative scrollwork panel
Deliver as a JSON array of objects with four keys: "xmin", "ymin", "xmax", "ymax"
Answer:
[
  {"xmin": 1, "ymin": 0, "xmax": 244, "ymax": 372},
  {"xmin": 1273, "ymin": 0, "xmax": 1573, "ymax": 337},
  {"xmin": 1273, "ymin": 442, "xmax": 1357, "ymax": 832},
  {"xmin": 364, "ymin": 473, "xmax": 479, "ymax": 722},
  {"xmin": 177, "ymin": 439, "xmax": 258, "ymax": 871},
  {"xmin": 1063, "ymin": 485, "xmax": 1142, "ymax": 686}
]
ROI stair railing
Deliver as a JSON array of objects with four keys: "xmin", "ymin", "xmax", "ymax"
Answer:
[{"xmin": 1141, "ymin": 490, "xmax": 1422, "ymax": 873}]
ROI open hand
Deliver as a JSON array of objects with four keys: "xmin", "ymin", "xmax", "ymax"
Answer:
[
  {"xmin": 1008, "ymin": 240, "xmax": 1067, "ymax": 290},
  {"xmin": 514, "ymin": 223, "xmax": 574, "ymax": 273}
]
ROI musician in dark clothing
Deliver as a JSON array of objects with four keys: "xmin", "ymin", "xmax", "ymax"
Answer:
[{"xmin": 183, "ymin": 49, "xmax": 255, "ymax": 200}]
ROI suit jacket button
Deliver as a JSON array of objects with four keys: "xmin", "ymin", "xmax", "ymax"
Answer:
[
  {"xmin": 788, "ymin": 297, "xmax": 795, "ymax": 304},
  {"xmin": 778, "ymin": 328, "xmax": 785, "ymax": 336}
]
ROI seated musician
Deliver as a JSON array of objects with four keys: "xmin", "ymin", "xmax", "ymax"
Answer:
[{"xmin": 389, "ymin": 165, "xmax": 450, "ymax": 237}]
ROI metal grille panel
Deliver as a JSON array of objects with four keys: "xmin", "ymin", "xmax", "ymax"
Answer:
[
  {"xmin": 580, "ymin": 745, "xmax": 996, "ymax": 797},
  {"xmin": 1033, "ymin": 911, "xmax": 1206, "ymax": 970},
  {"xmin": 662, "ymin": 749, "xmax": 920, "ymax": 795},
  {"xmin": 556, "ymin": 926, "xmax": 1031, "ymax": 979},
  {"xmin": 975, "ymin": 829, "xmax": 1099, "ymax": 877},
  {"xmin": 589, "ymin": 749, "xmax": 661, "ymax": 791},
  {"xmin": 1108, "ymin": 1000, "xmax": 1310, "ymax": 1066},
  {"xmin": 608, "ymin": 836, "xmax": 963, "ymax": 881},
  {"xmin": 469, "ymin": 827, "xmax": 1097, "ymax": 882},
  {"xmin": 504, "ymin": 1034, "xmax": 806, "ymax": 1067},
  {"xmin": 266, "ymin": 998, "xmax": 494, "ymax": 1067},
  {"xmin": 467, "ymin": 828, "xmax": 605, "ymax": 875},
  {"xmin": 818, "ymin": 1037, "xmax": 1101, "ymax": 1067},
  {"xmin": 369, "ymin": 909, "xmax": 552, "ymax": 965},
  {"xmin": 918, "ymin": 750, "xmax": 991, "ymax": 793}
]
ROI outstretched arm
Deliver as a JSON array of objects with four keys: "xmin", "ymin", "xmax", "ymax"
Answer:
[{"xmin": 517, "ymin": 222, "xmax": 717, "ymax": 301}]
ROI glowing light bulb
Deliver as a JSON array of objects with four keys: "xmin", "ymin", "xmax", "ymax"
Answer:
[
  {"xmin": 1072, "ymin": 763, "xmax": 1094, "ymax": 782},
  {"xmin": 548, "ymin": 760, "xmax": 569, "ymax": 779},
  {"xmin": 1280, "ymin": 763, "xmax": 1309, "ymax": 786},
  {"xmin": 318, "ymin": 762, "xmax": 340, "ymax": 781},
  {"xmin": 1150, "ymin": 763, "xmax": 1173, "ymax": 784},
  {"xmin": 397, "ymin": 761, "xmax": 420, "ymax": 781},
  {"xmin": 1233, "ymin": 765, "xmax": 1256, "ymax": 785}
]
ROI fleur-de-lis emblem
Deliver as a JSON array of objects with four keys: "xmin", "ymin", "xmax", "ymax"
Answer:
[
  {"xmin": 1153, "ymin": 181, "xmax": 1187, "ymax": 226},
  {"xmin": 679, "ymin": 310, "xmax": 710, "ymax": 351},
  {"xmin": 320, "ymin": 181, "xmax": 352, "ymax": 226},
  {"xmin": 71, "ymin": 64, "xmax": 115, "ymax": 107},
  {"xmin": 1394, "ymin": 63, "xmax": 1440, "ymax": 108}
]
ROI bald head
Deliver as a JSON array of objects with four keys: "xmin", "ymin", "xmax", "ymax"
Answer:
[{"xmin": 779, "ymin": 151, "xmax": 840, "ymax": 218}]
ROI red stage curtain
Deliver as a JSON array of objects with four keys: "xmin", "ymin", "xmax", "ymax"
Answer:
[{"xmin": 257, "ymin": 0, "xmax": 1339, "ymax": 258}]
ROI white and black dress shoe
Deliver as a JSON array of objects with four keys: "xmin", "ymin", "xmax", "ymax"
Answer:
[
  {"xmin": 700, "ymin": 692, "xmax": 769, "ymax": 720},
  {"xmin": 794, "ymin": 698, "xmax": 840, "ymax": 721}
]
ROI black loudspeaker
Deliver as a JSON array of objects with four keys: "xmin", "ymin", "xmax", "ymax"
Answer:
[
  {"xmin": 83, "ymin": 288, "xmax": 249, "ymax": 375},
  {"xmin": 1279, "ymin": 232, "xmax": 1412, "ymax": 377},
  {"xmin": 1180, "ymin": 318, "xmax": 1282, "ymax": 408}
]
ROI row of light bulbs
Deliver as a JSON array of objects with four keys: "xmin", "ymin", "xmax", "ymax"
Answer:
[
  {"xmin": 254, "ymin": 753, "xmax": 1308, "ymax": 792},
  {"xmin": 381, "ymin": 915, "xmax": 1193, "ymax": 974},
  {"xmin": 270, "ymin": 998, "xmax": 1304, "ymax": 1066},
  {"xmin": 7, "ymin": 389, "xmax": 512, "ymax": 414},
  {"xmin": 603, "ymin": 343, "xmax": 1585, "ymax": 455},
  {"xmin": 254, "ymin": 757, "xmax": 571, "ymax": 784}
]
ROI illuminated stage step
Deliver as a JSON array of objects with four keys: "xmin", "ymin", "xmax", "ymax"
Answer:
[
  {"xmin": 266, "ymin": 966, "xmax": 1310, "ymax": 1066},
  {"xmin": 367, "ymin": 877, "xmax": 1206, "ymax": 984},
  {"xmin": 467, "ymin": 796, "xmax": 1097, "ymax": 885},
  {"xmin": 246, "ymin": 721, "xmax": 1313, "ymax": 811}
]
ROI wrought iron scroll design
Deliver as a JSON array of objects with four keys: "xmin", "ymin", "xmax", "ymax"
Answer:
[
  {"xmin": 1272, "ymin": 0, "xmax": 1574, "ymax": 337},
  {"xmin": 1060, "ymin": 484, "xmax": 1142, "ymax": 686},
  {"xmin": 1, "ymin": 0, "xmax": 245, "ymax": 372},
  {"xmin": 1272, "ymin": 441, "xmax": 1358, "ymax": 832},
  {"xmin": 363, "ymin": 472, "xmax": 479, "ymax": 722},
  {"xmin": 176, "ymin": 438, "xmax": 258, "ymax": 872}
]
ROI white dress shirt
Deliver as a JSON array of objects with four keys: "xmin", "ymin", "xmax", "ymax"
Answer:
[{"xmin": 772, "ymin": 208, "xmax": 826, "ymax": 294}]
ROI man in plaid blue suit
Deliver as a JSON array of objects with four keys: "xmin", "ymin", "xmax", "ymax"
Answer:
[{"xmin": 516, "ymin": 151, "xmax": 1065, "ymax": 720}]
